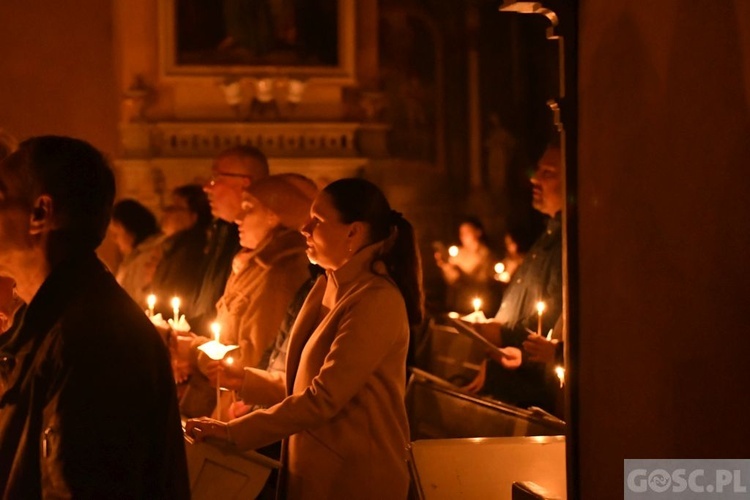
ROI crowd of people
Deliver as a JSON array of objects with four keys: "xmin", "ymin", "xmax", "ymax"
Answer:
[{"xmin": 0, "ymin": 128, "xmax": 564, "ymax": 498}]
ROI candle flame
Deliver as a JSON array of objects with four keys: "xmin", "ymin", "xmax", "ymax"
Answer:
[
  {"xmin": 494, "ymin": 262, "xmax": 505, "ymax": 274},
  {"xmin": 171, "ymin": 296, "xmax": 181, "ymax": 310},
  {"xmin": 210, "ymin": 322, "xmax": 222, "ymax": 342},
  {"xmin": 147, "ymin": 294, "xmax": 156, "ymax": 309},
  {"xmin": 448, "ymin": 245, "xmax": 459, "ymax": 257},
  {"xmin": 472, "ymin": 297, "xmax": 482, "ymax": 312},
  {"xmin": 555, "ymin": 365, "xmax": 565, "ymax": 387},
  {"xmin": 225, "ymin": 357, "xmax": 234, "ymax": 365},
  {"xmin": 536, "ymin": 301, "xmax": 546, "ymax": 315}
]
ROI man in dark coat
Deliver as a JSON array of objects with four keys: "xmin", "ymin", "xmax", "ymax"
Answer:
[
  {"xmin": 0, "ymin": 136, "xmax": 189, "ymax": 498},
  {"xmin": 467, "ymin": 145, "xmax": 564, "ymax": 413}
]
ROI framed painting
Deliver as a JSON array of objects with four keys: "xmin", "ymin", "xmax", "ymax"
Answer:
[{"xmin": 159, "ymin": 0, "xmax": 355, "ymax": 81}]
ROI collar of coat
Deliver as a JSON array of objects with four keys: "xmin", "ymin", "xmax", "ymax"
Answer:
[
  {"xmin": 232, "ymin": 226, "xmax": 306, "ymax": 275},
  {"xmin": 322, "ymin": 241, "xmax": 390, "ymax": 309}
]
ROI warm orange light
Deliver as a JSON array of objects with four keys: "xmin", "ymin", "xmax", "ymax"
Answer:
[
  {"xmin": 171, "ymin": 296, "xmax": 181, "ymax": 323},
  {"xmin": 210, "ymin": 322, "xmax": 222, "ymax": 343},
  {"xmin": 536, "ymin": 301, "xmax": 545, "ymax": 337},
  {"xmin": 555, "ymin": 365, "xmax": 565, "ymax": 387},
  {"xmin": 146, "ymin": 294, "xmax": 156, "ymax": 316},
  {"xmin": 536, "ymin": 301, "xmax": 546, "ymax": 315},
  {"xmin": 472, "ymin": 297, "xmax": 482, "ymax": 313}
]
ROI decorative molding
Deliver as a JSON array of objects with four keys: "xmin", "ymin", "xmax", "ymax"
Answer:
[{"xmin": 119, "ymin": 121, "xmax": 390, "ymax": 159}]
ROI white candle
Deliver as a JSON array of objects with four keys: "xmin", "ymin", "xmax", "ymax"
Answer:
[
  {"xmin": 171, "ymin": 296, "xmax": 181, "ymax": 324},
  {"xmin": 536, "ymin": 301, "xmax": 546, "ymax": 336},
  {"xmin": 146, "ymin": 294, "xmax": 156, "ymax": 317},
  {"xmin": 210, "ymin": 321, "xmax": 224, "ymax": 417}
]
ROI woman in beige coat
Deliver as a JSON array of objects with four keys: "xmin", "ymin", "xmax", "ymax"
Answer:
[
  {"xmin": 187, "ymin": 178, "xmax": 424, "ymax": 499},
  {"xmin": 184, "ymin": 174, "xmax": 315, "ymax": 418}
]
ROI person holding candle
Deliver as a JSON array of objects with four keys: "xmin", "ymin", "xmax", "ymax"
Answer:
[
  {"xmin": 183, "ymin": 174, "xmax": 316, "ymax": 418},
  {"xmin": 434, "ymin": 216, "xmax": 497, "ymax": 314},
  {"xmin": 186, "ymin": 178, "xmax": 423, "ymax": 500},
  {"xmin": 150, "ymin": 184, "xmax": 212, "ymax": 314},
  {"xmin": 463, "ymin": 144, "xmax": 563, "ymax": 413},
  {"xmin": 0, "ymin": 136, "xmax": 188, "ymax": 497}
]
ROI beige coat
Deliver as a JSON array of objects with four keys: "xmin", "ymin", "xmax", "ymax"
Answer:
[
  {"xmin": 228, "ymin": 243, "xmax": 410, "ymax": 499},
  {"xmin": 215, "ymin": 227, "xmax": 310, "ymax": 369}
]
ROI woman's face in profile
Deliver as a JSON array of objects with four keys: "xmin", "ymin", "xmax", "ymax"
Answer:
[
  {"xmin": 236, "ymin": 194, "xmax": 277, "ymax": 250},
  {"xmin": 301, "ymin": 192, "xmax": 351, "ymax": 270}
]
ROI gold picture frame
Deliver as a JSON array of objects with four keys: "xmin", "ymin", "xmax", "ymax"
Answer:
[{"xmin": 159, "ymin": 0, "xmax": 355, "ymax": 82}]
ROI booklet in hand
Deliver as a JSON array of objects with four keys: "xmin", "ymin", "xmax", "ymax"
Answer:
[{"xmin": 443, "ymin": 315, "xmax": 512, "ymax": 360}]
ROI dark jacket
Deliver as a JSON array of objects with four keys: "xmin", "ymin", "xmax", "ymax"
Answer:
[
  {"xmin": 485, "ymin": 213, "xmax": 563, "ymax": 411},
  {"xmin": 0, "ymin": 253, "xmax": 189, "ymax": 499},
  {"xmin": 188, "ymin": 219, "xmax": 241, "ymax": 336},
  {"xmin": 151, "ymin": 224, "xmax": 209, "ymax": 313}
]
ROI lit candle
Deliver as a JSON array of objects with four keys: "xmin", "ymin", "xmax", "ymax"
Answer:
[
  {"xmin": 210, "ymin": 321, "xmax": 222, "ymax": 343},
  {"xmin": 472, "ymin": 297, "xmax": 482, "ymax": 314},
  {"xmin": 210, "ymin": 321, "xmax": 223, "ymax": 417},
  {"xmin": 171, "ymin": 296, "xmax": 181, "ymax": 324},
  {"xmin": 494, "ymin": 262, "xmax": 505, "ymax": 274},
  {"xmin": 555, "ymin": 365, "xmax": 565, "ymax": 388},
  {"xmin": 536, "ymin": 301, "xmax": 546, "ymax": 336},
  {"xmin": 448, "ymin": 245, "xmax": 459, "ymax": 258},
  {"xmin": 146, "ymin": 294, "xmax": 156, "ymax": 317}
]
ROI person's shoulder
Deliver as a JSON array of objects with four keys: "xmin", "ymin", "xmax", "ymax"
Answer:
[{"xmin": 60, "ymin": 274, "xmax": 160, "ymax": 345}]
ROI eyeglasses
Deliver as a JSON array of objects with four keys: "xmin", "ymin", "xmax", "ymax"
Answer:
[{"xmin": 208, "ymin": 172, "xmax": 252, "ymax": 186}]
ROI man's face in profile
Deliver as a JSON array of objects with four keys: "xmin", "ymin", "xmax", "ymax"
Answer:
[
  {"xmin": 203, "ymin": 155, "xmax": 253, "ymax": 222},
  {"xmin": 531, "ymin": 147, "xmax": 563, "ymax": 217}
]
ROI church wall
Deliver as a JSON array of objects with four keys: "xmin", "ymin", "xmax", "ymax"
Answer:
[{"xmin": 0, "ymin": 0, "xmax": 118, "ymax": 155}]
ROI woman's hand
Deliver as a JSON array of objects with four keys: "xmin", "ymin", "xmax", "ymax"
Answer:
[
  {"xmin": 218, "ymin": 359, "xmax": 245, "ymax": 391},
  {"xmin": 200, "ymin": 358, "xmax": 244, "ymax": 391},
  {"xmin": 522, "ymin": 335, "xmax": 559, "ymax": 363},
  {"xmin": 185, "ymin": 417, "xmax": 230, "ymax": 443}
]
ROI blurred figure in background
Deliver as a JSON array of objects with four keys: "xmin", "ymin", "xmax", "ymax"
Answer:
[
  {"xmin": 434, "ymin": 216, "xmax": 497, "ymax": 314},
  {"xmin": 150, "ymin": 184, "xmax": 212, "ymax": 313},
  {"xmin": 110, "ymin": 199, "xmax": 163, "ymax": 304}
]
